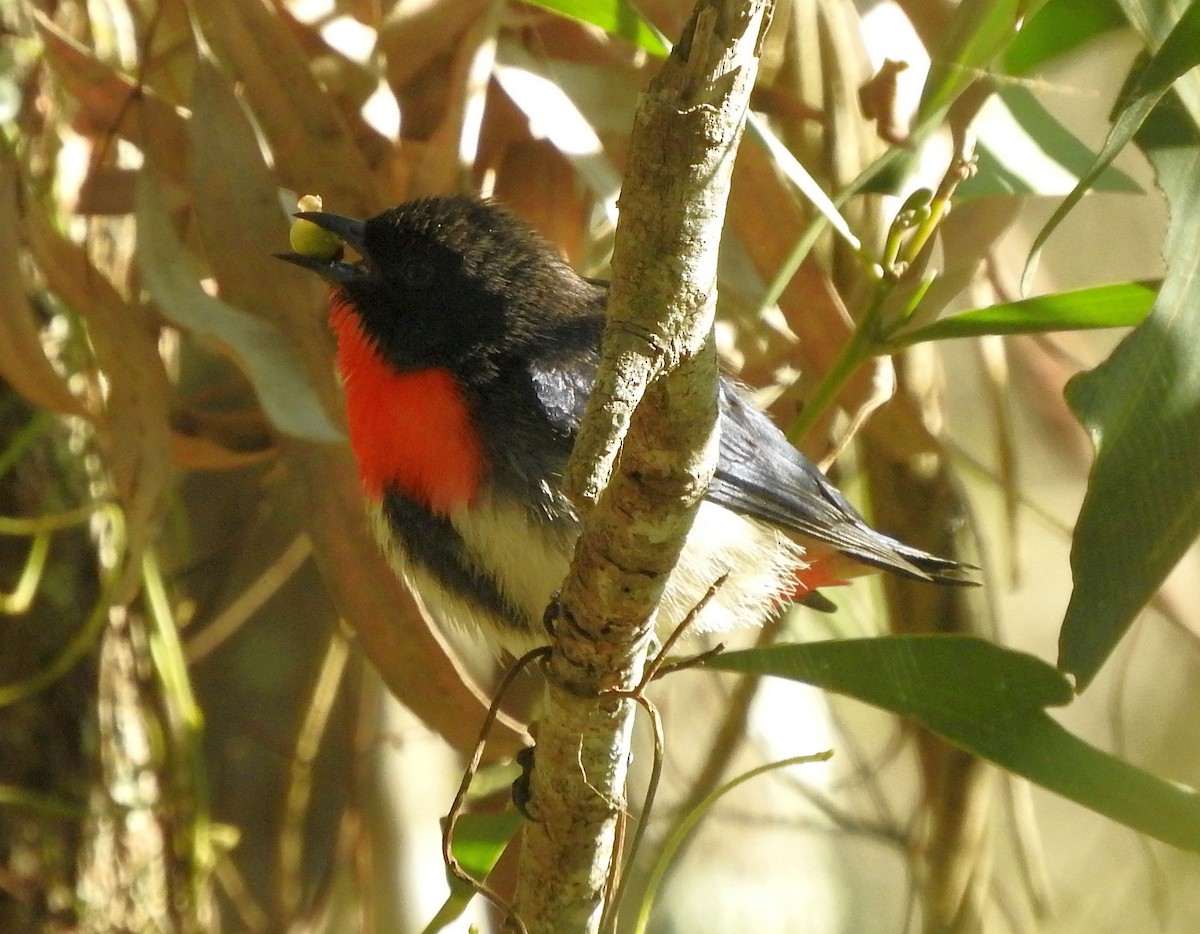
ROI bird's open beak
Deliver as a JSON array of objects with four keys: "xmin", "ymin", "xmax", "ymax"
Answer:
[{"xmin": 275, "ymin": 211, "xmax": 369, "ymax": 284}]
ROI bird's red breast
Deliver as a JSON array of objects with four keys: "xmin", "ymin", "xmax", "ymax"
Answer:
[{"xmin": 328, "ymin": 291, "xmax": 485, "ymax": 514}]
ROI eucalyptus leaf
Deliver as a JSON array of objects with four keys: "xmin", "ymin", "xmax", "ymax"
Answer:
[
  {"xmin": 710, "ymin": 637, "xmax": 1200, "ymax": 853},
  {"xmin": 522, "ymin": 0, "xmax": 670, "ymax": 58},
  {"xmin": 1023, "ymin": 0, "xmax": 1200, "ymax": 288},
  {"xmin": 959, "ymin": 86, "xmax": 1141, "ymax": 198},
  {"xmin": 1004, "ymin": 0, "xmax": 1125, "ymax": 76},
  {"xmin": 888, "ymin": 281, "xmax": 1155, "ymax": 347},
  {"xmin": 135, "ymin": 173, "xmax": 343, "ymax": 444}
]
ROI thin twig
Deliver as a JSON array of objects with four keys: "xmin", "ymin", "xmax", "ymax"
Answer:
[
  {"xmin": 442, "ymin": 647, "xmax": 550, "ymax": 934},
  {"xmin": 597, "ymin": 574, "xmax": 727, "ymax": 931}
]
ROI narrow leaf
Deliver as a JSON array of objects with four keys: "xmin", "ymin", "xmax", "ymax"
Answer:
[
  {"xmin": 916, "ymin": 0, "xmax": 1033, "ymax": 124},
  {"xmin": 450, "ymin": 810, "xmax": 523, "ymax": 881},
  {"xmin": 1004, "ymin": 0, "xmax": 1124, "ymax": 76},
  {"xmin": 423, "ymin": 810, "xmax": 522, "ymax": 933},
  {"xmin": 0, "ymin": 147, "xmax": 88, "ymax": 418},
  {"xmin": 191, "ymin": 0, "xmax": 380, "ymax": 217},
  {"xmin": 889, "ymin": 281, "xmax": 1156, "ymax": 347},
  {"xmin": 1059, "ymin": 127, "xmax": 1200, "ymax": 687},
  {"xmin": 1023, "ymin": 0, "xmax": 1200, "ymax": 289},
  {"xmin": 960, "ymin": 86, "xmax": 1141, "ymax": 198},
  {"xmin": 33, "ymin": 11, "xmax": 189, "ymax": 184},
  {"xmin": 134, "ymin": 172, "xmax": 342, "ymax": 444},
  {"xmin": 710, "ymin": 637, "xmax": 1200, "ymax": 853},
  {"xmin": 523, "ymin": 0, "xmax": 671, "ymax": 58}
]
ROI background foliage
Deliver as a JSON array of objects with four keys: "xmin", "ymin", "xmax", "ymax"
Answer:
[{"xmin": 2, "ymin": 0, "xmax": 1199, "ymax": 931}]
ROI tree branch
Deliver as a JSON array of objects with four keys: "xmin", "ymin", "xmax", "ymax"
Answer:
[{"xmin": 512, "ymin": 3, "xmax": 776, "ymax": 932}]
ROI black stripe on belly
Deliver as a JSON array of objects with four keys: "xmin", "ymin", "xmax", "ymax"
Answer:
[{"xmin": 379, "ymin": 487, "xmax": 530, "ymax": 635}]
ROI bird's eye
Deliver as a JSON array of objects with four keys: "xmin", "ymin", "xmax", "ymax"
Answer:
[{"xmin": 395, "ymin": 257, "xmax": 435, "ymax": 289}]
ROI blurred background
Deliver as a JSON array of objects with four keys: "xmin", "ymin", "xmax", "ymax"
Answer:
[{"xmin": 1, "ymin": 0, "xmax": 1197, "ymax": 931}]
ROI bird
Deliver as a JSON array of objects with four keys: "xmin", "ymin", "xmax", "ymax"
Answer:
[{"xmin": 278, "ymin": 196, "xmax": 975, "ymax": 656}]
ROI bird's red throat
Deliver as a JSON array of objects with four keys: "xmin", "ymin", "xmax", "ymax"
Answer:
[{"xmin": 329, "ymin": 291, "xmax": 485, "ymax": 513}]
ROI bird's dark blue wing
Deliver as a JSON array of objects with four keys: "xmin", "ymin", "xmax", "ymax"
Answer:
[
  {"xmin": 520, "ymin": 326, "xmax": 970, "ymax": 584},
  {"xmin": 708, "ymin": 383, "xmax": 970, "ymax": 581}
]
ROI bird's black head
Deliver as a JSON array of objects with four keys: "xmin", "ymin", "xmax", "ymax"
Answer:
[{"xmin": 279, "ymin": 196, "xmax": 603, "ymax": 382}]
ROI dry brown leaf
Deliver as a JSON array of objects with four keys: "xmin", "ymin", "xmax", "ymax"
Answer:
[
  {"xmin": 378, "ymin": 0, "xmax": 490, "ymax": 90},
  {"xmin": 728, "ymin": 141, "xmax": 875, "ymax": 456},
  {"xmin": 23, "ymin": 200, "xmax": 172, "ymax": 600},
  {"xmin": 77, "ymin": 165, "xmax": 137, "ymax": 216},
  {"xmin": 169, "ymin": 431, "xmax": 275, "ymax": 472},
  {"xmin": 0, "ymin": 151, "xmax": 89, "ymax": 420},
  {"xmin": 408, "ymin": 4, "xmax": 501, "ymax": 196},
  {"xmin": 33, "ymin": 11, "xmax": 190, "ymax": 185},
  {"xmin": 492, "ymin": 138, "xmax": 591, "ymax": 263},
  {"xmin": 186, "ymin": 57, "xmax": 338, "ymax": 405},
  {"xmin": 193, "ymin": 0, "xmax": 381, "ymax": 217}
]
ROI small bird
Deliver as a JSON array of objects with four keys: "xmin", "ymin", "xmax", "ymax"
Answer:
[{"xmin": 280, "ymin": 196, "xmax": 974, "ymax": 655}]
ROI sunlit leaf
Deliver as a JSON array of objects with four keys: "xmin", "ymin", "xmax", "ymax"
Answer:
[
  {"xmin": 960, "ymin": 86, "xmax": 1141, "ymax": 198},
  {"xmin": 1024, "ymin": 0, "xmax": 1200, "ymax": 288},
  {"xmin": 1050, "ymin": 0, "xmax": 1200, "ymax": 688},
  {"xmin": 523, "ymin": 0, "xmax": 671, "ymax": 58},
  {"xmin": 134, "ymin": 172, "xmax": 342, "ymax": 444},
  {"xmin": 888, "ymin": 281, "xmax": 1156, "ymax": 347},
  {"xmin": 191, "ymin": 0, "xmax": 381, "ymax": 217},
  {"xmin": 1004, "ymin": 0, "xmax": 1125, "ymax": 76},
  {"xmin": 1059, "ymin": 119, "xmax": 1200, "ymax": 689},
  {"xmin": 916, "ymin": 0, "xmax": 1041, "ymax": 124},
  {"xmin": 711, "ymin": 637, "xmax": 1200, "ymax": 853},
  {"xmin": 33, "ymin": 11, "xmax": 189, "ymax": 184},
  {"xmin": 450, "ymin": 810, "xmax": 523, "ymax": 880}
]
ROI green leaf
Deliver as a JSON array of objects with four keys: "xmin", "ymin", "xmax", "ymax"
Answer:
[
  {"xmin": 1023, "ymin": 0, "xmax": 1200, "ymax": 289},
  {"xmin": 959, "ymin": 86, "xmax": 1141, "ymax": 198},
  {"xmin": 709, "ymin": 637, "xmax": 1200, "ymax": 853},
  {"xmin": 423, "ymin": 810, "xmax": 522, "ymax": 934},
  {"xmin": 1059, "ymin": 135, "xmax": 1200, "ymax": 688},
  {"xmin": 1055, "ymin": 0, "xmax": 1200, "ymax": 688},
  {"xmin": 1004, "ymin": 0, "xmax": 1125, "ymax": 76},
  {"xmin": 917, "ymin": 0, "xmax": 1040, "ymax": 124},
  {"xmin": 888, "ymin": 281, "xmax": 1156, "ymax": 346},
  {"xmin": 522, "ymin": 0, "xmax": 670, "ymax": 58},
  {"xmin": 449, "ymin": 810, "xmax": 523, "ymax": 880},
  {"xmin": 1120, "ymin": 0, "xmax": 1200, "ymax": 100},
  {"xmin": 134, "ymin": 173, "xmax": 343, "ymax": 444}
]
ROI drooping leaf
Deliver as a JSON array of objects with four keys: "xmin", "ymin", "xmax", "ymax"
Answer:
[
  {"xmin": 0, "ymin": 146, "xmax": 88, "ymax": 419},
  {"xmin": 1024, "ymin": 0, "xmax": 1200, "ymax": 288},
  {"xmin": 959, "ymin": 86, "xmax": 1141, "ymax": 198},
  {"xmin": 185, "ymin": 56, "xmax": 345, "ymax": 415},
  {"xmin": 33, "ymin": 11, "xmax": 189, "ymax": 184},
  {"xmin": 23, "ymin": 197, "xmax": 172, "ymax": 582},
  {"xmin": 134, "ymin": 172, "xmax": 342, "ymax": 445},
  {"xmin": 916, "ymin": 0, "xmax": 1042, "ymax": 124},
  {"xmin": 1052, "ymin": 0, "xmax": 1200, "ymax": 688},
  {"xmin": 1004, "ymin": 0, "xmax": 1125, "ymax": 76},
  {"xmin": 710, "ymin": 637, "xmax": 1200, "ymax": 853},
  {"xmin": 1059, "ymin": 136, "xmax": 1200, "ymax": 685},
  {"xmin": 190, "ymin": 0, "xmax": 381, "ymax": 217},
  {"xmin": 888, "ymin": 281, "xmax": 1156, "ymax": 347}
]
